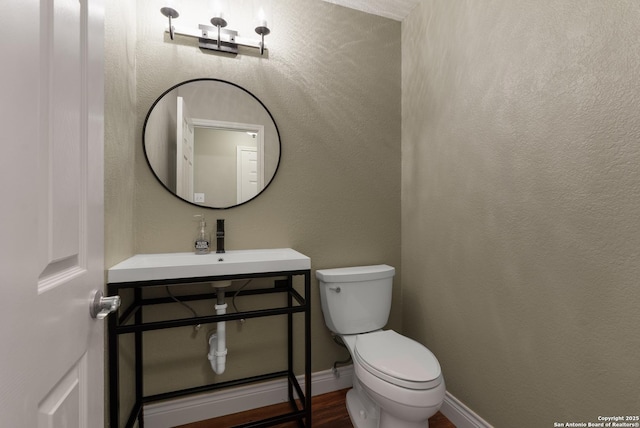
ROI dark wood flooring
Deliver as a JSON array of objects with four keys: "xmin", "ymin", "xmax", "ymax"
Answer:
[{"xmin": 177, "ymin": 388, "xmax": 455, "ymax": 428}]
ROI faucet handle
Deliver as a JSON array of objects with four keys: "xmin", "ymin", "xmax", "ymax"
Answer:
[{"xmin": 216, "ymin": 219, "xmax": 225, "ymax": 254}]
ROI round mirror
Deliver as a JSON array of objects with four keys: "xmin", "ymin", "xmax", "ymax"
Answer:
[{"xmin": 143, "ymin": 78, "xmax": 281, "ymax": 209}]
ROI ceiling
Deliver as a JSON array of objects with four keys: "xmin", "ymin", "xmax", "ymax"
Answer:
[{"xmin": 320, "ymin": 0, "xmax": 422, "ymax": 21}]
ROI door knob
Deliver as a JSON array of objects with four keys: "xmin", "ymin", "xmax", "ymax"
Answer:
[{"xmin": 90, "ymin": 290, "xmax": 121, "ymax": 319}]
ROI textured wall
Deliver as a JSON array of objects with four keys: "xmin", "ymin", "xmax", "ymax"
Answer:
[
  {"xmin": 105, "ymin": 0, "xmax": 136, "ymax": 269},
  {"xmin": 402, "ymin": 1, "xmax": 640, "ymax": 426},
  {"xmin": 104, "ymin": 0, "xmax": 400, "ymax": 397},
  {"xmin": 104, "ymin": 1, "xmax": 137, "ymax": 427}
]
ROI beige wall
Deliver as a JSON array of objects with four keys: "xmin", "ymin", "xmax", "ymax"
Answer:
[
  {"xmin": 105, "ymin": 0, "xmax": 136, "ymax": 268},
  {"xmin": 402, "ymin": 1, "xmax": 640, "ymax": 426},
  {"xmin": 104, "ymin": 1, "xmax": 137, "ymax": 427},
  {"xmin": 105, "ymin": 0, "xmax": 401, "ymax": 402}
]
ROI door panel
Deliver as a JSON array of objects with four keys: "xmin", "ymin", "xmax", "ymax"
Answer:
[
  {"xmin": 39, "ymin": 0, "xmax": 84, "ymax": 293},
  {"xmin": 38, "ymin": 354, "xmax": 88, "ymax": 428},
  {"xmin": 48, "ymin": 0, "xmax": 82, "ymax": 265},
  {"xmin": 237, "ymin": 146, "xmax": 259, "ymax": 203},
  {"xmin": 0, "ymin": 0, "xmax": 105, "ymax": 427}
]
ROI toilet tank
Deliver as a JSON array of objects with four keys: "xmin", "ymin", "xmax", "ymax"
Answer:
[{"xmin": 316, "ymin": 265, "xmax": 395, "ymax": 335}]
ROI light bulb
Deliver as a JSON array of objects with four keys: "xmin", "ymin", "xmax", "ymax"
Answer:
[{"xmin": 257, "ymin": 7, "xmax": 268, "ymax": 29}]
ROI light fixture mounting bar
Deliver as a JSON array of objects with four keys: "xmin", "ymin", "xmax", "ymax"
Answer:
[
  {"xmin": 199, "ymin": 25, "xmax": 238, "ymax": 54},
  {"xmin": 164, "ymin": 25, "xmax": 267, "ymax": 55}
]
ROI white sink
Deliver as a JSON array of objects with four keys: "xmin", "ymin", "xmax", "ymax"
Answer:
[{"xmin": 107, "ymin": 248, "xmax": 311, "ymax": 283}]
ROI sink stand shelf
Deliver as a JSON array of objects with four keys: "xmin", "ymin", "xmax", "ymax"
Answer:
[{"xmin": 107, "ymin": 263, "xmax": 312, "ymax": 428}]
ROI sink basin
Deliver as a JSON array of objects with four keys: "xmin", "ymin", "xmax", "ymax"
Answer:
[{"xmin": 107, "ymin": 248, "xmax": 311, "ymax": 283}]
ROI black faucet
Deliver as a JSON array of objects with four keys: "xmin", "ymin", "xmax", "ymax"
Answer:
[{"xmin": 216, "ymin": 219, "xmax": 225, "ymax": 253}]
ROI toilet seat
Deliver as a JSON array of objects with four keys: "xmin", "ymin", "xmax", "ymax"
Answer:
[{"xmin": 354, "ymin": 330, "xmax": 442, "ymax": 390}]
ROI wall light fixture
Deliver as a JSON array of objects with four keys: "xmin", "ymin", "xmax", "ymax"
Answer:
[{"xmin": 160, "ymin": 4, "xmax": 271, "ymax": 55}]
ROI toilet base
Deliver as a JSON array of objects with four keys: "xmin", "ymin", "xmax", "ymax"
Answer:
[
  {"xmin": 346, "ymin": 387, "xmax": 379, "ymax": 428},
  {"xmin": 346, "ymin": 387, "xmax": 432, "ymax": 428},
  {"xmin": 380, "ymin": 410, "xmax": 431, "ymax": 428}
]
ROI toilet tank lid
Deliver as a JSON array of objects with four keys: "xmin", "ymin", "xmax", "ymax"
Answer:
[{"xmin": 315, "ymin": 264, "xmax": 395, "ymax": 283}]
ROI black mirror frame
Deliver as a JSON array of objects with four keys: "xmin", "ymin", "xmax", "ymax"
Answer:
[{"xmin": 142, "ymin": 78, "xmax": 282, "ymax": 210}]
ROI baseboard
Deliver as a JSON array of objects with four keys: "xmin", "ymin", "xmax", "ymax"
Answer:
[
  {"xmin": 144, "ymin": 366, "xmax": 492, "ymax": 428},
  {"xmin": 143, "ymin": 366, "xmax": 354, "ymax": 428},
  {"xmin": 441, "ymin": 391, "xmax": 493, "ymax": 428}
]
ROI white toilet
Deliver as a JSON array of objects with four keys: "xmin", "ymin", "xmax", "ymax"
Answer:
[{"xmin": 316, "ymin": 265, "xmax": 445, "ymax": 428}]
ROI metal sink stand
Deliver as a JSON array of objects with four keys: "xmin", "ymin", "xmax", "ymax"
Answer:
[{"xmin": 107, "ymin": 269, "xmax": 311, "ymax": 427}]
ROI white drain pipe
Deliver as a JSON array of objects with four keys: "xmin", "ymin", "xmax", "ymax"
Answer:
[{"xmin": 208, "ymin": 287, "xmax": 228, "ymax": 374}]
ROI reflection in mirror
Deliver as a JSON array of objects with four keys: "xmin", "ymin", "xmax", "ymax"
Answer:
[{"xmin": 143, "ymin": 79, "xmax": 281, "ymax": 209}]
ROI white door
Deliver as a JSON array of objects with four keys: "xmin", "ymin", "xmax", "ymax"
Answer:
[
  {"xmin": 237, "ymin": 146, "xmax": 259, "ymax": 203},
  {"xmin": 0, "ymin": 0, "xmax": 105, "ymax": 427},
  {"xmin": 176, "ymin": 96, "xmax": 195, "ymax": 202}
]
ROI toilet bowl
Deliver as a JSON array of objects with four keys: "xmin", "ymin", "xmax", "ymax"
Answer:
[
  {"xmin": 316, "ymin": 265, "xmax": 446, "ymax": 428},
  {"xmin": 342, "ymin": 331, "xmax": 446, "ymax": 428}
]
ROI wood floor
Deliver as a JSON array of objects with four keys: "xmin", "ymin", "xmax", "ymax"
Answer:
[{"xmin": 177, "ymin": 388, "xmax": 455, "ymax": 428}]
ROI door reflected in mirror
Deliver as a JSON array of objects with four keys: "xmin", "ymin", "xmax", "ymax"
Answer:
[{"xmin": 143, "ymin": 79, "xmax": 281, "ymax": 209}]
